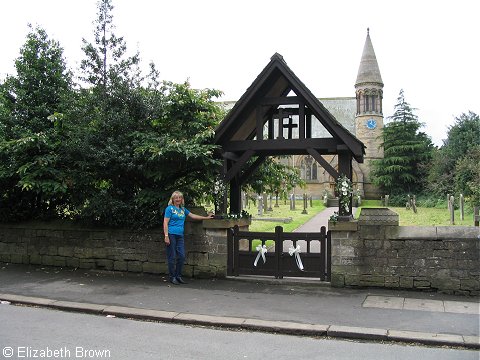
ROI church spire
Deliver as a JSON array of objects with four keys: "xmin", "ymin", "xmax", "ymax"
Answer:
[
  {"xmin": 355, "ymin": 29, "xmax": 383, "ymax": 86},
  {"xmin": 355, "ymin": 29, "xmax": 383, "ymax": 116},
  {"xmin": 354, "ymin": 28, "xmax": 385, "ymax": 199}
]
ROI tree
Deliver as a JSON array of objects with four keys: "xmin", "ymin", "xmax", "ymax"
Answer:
[
  {"xmin": 130, "ymin": 80, "xmax": 223, "ymax": 225},
  {"xmin": 372, "ymin": 89, "xmax": 434, "ymax": 195},
  {"xmin": 454, "ymin": 145, "xmax": 480, "ymax": 205},
  {"xmin": 0, "ymin": 25, "xmax": 73, "ymax": 221},
  {"xmin": 244, "ymin": 158, "xmax": 303, "ymax": 201},
  {"xmin": 428, "ymin": 111, "xmax": 480, "ymax": 201},
  {"xmin": 80, "ymin": 0, "xmax": 141, "ymax": 92},
  {"xmin": 72, "ymin": 0, "xmax": 224, "ymax": 227}
]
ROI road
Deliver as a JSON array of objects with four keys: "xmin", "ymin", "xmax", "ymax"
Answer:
[{"xmin": 1, "ymin": 305, "xmax": 477, "ymax": 360}]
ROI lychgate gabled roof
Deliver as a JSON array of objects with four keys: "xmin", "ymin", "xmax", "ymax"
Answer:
[
  {"xmin": 214, "ymin": 53, "xmax": 365, "ymax": 162},
  {"xmin": 214, "ymin": 53, "xmax": 365, "ymax": 214}
]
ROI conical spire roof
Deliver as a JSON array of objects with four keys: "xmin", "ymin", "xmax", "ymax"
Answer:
[{"xmin": 355, "ymin": 29, "xmax": 383, "ymax": 86}]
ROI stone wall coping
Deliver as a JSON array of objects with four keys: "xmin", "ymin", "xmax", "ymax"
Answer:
[
  {"xmin": 202, "ymin": 218, "xmax": 251, "ymax": 229},
  {"xmin": 436, "ymin": 226, "xmax": 480, "ymax": 240},
  {"xmin": 0, "ymin": 221, "xmax": 166, "ymax": 234},
  {"xmin": 357, "ymin": 207, "xmax": 399, "ymax": 226},
  {"xmin": 329, "ymin": 220, "xmax": 358, "ymax": 232},
  {"xmin": 386, "ymin": 226, "xmax": 480, "ymax": 240}
]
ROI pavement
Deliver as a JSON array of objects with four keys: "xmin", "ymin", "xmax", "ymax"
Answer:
[
  {"xmin": 294, "ymin": 206, "xmax": 340, "ymax": 232},
  {"xmin": 0, "ymin": 208, "xmax": 479, "ymax": 349}
]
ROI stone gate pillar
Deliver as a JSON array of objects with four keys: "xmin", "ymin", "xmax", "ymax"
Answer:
[{"xmin": 329, "ymin": 208, "xmax": 399, "ymax": 287}]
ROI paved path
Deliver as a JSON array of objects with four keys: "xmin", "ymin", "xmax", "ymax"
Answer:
[
  {"xmin": 294, "ymin": 207, "xmax": 358, "ymax": 232},
  {"xmin": 280, "ymin": 207, "xmax": 357, "ymax": 253},
  {"xmin": 0, "ymin": 263, "xmax": 478, "ymax": 349}
]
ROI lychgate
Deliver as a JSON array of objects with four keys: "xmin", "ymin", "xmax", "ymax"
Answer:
[{"xmin": 214, "ymin": 53, "xmax": 364, "ymax": 280}]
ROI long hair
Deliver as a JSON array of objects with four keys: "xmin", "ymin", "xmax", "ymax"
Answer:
[{"xmin": 168, "ymin": 191, "xmax": 185, "ymax": 207}]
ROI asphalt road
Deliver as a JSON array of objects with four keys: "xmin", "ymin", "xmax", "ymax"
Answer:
[{"xmin": 1, "ymin": 304, "xmax": 477, "ymax": 360}]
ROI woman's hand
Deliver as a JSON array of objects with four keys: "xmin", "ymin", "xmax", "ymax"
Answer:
[
  {"xmin": 188, "ymin": 212, "xmax": 214, "ymax": 221},
  {"xmin": 164, "ymin": 235, "xmax": 170, "ymax": 246}
]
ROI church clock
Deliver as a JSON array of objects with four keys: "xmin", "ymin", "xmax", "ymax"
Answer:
[{"xmin": 366, "ymin": 118, "xmax": 377, "ymax": 129}]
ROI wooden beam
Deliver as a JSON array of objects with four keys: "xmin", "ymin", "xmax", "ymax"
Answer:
[
  {"xmin": 230, "ymin": 177, "xmax": 242, "ymax": 214},
  {"xmin": 239, "ymin": 155, "xmax": 267, "ymax": 184},
  {"xmin": 338, "ymin": 151, "xmax": 352, "ymax": 179},
  {"xmin": 277, "ymin": 108, "xmax": 284, "ymax": 139},
  {"xmin": 222, "ymin": 152, "xmax": 241, "ymax": 161},
  {"xmin": 256, "ymin": 105, "xmax": 263, "ymax": 140},
  {"xmin": 306, "ymin": 113, "xmax": 312, "ymax": 138},
  {"xmin": 298, "ymin": 99, "xmax": 305, "ymax": 139},
  {"xmin": 260, "ymin": 96, "xmax": 300, "ymax": 105},
  {"xmin": 268, "ymin": 118, "xmax": 274, "ymax": 139},
  {"xmin": 223, "ymin": 138, "xmax": 340, "ymax": 153},
  {"xmin": 306, "ymin": 148, "xmax": 339, "ymax": 179},
  {"xmin": 224, "ymin": 149, "xmax": 255, "ymax": 183}
]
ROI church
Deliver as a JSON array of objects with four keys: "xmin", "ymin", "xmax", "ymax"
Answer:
[{"xmin": 219, "ymin": 30, "xmax": 384, "ymax": 200}]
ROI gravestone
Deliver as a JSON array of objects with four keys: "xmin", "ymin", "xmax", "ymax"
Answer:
[
  {"xmin": 258, "ymin": 195, "xmax": 263, "ymax": 216},
  {"xmin": 460, "ymin": 194, "xmax": 464, "ymax": 221},
  {"xmin": 449, "ymin": 195, "xmax": 455, "ymax": 225},
  {"xmin": 267, "ymin": 194, "xmax": 273, "ymax": 211},
  {"xmin": 302, "ymin": 193, "xmax": 308, "ymax": 214}
]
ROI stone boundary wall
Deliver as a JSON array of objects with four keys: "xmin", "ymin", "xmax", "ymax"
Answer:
[
  {"xmin": 0, "ymin": 217, "xmax": 250, "ymax": 279},
  {"xmin": 2, "ymin": 208, "xmax": 479, "ymax": 295},
  {"xmin": 330, "ymin": 208, "xmax": 480, "ymax": 295}
]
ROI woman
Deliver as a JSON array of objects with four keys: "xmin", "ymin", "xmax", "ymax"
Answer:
[{"xmin": 163, "ymin": 191, "xmax": 213, "ymax": 285}]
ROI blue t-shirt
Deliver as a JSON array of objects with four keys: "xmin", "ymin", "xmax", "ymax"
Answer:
[{"xmin": 165, "ymin": 205, "xmax": 190, "ymax": 235}]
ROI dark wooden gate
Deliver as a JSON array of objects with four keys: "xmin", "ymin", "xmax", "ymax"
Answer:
[{"xmin": 227, "ymin": 225, "xmax": 331, "ymax": 281}]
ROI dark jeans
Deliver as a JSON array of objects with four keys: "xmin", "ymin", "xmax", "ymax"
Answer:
[{"xmin": 165, "ymin": 234, "xmax": 185, "ymax": 280}]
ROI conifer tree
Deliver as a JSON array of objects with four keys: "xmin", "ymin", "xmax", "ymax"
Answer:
[{"xmin": 372, "ymin": 90, "xmax": 433, "ymax": 195}]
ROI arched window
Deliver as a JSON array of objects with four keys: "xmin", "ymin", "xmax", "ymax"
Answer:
[{"xmin": 301, "ymin": 156, "xmax": 317, "ymax": 180}]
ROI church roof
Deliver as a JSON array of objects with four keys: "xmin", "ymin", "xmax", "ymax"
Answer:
[
  {"xmin": 355, "ymin": 29, "xmax": 383, "ymax": 86},
  {"xmin": 319, "ymin": 97, "xmax": 356, "ymax": 135}
]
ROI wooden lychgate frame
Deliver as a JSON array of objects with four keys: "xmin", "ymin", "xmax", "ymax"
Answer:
[{"xmin": 214, "ymin": 53, "xmax": 365, "ymax": 215}]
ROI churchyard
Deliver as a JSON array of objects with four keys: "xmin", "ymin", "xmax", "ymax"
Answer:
[{"xmin": 248, "ymin": 198, "xmax": 477, "ymax": 232}]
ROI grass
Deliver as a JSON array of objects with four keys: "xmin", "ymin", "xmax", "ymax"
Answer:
[
  {"xmin": 357, "ymin": 200, "xmax": 476, "ymax": 226},
  {"xmin": 246, "ymin": 198, "xmax": 476, "ymax": 233},
  {"xmin": 244, "ymin": 198, "xmax": 476, "ymax": 250},
  {"xmin": 247, "ymin": 199, "xmax": 326, "ymax": 232}
]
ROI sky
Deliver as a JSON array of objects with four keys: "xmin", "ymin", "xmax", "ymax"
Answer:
[{"xmin": 1, "ymin": 0, "xmax": 479, "ymax": 146}]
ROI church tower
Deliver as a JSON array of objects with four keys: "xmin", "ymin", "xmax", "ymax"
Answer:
[{"xmin": 355, "ymin": 28, "xmax": 384, "ymax": 199}]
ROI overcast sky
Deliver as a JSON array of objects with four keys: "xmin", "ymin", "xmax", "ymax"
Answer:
[{"xmin": 1, "ymin": 0, "xmax": 479, "ymax": 146}]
